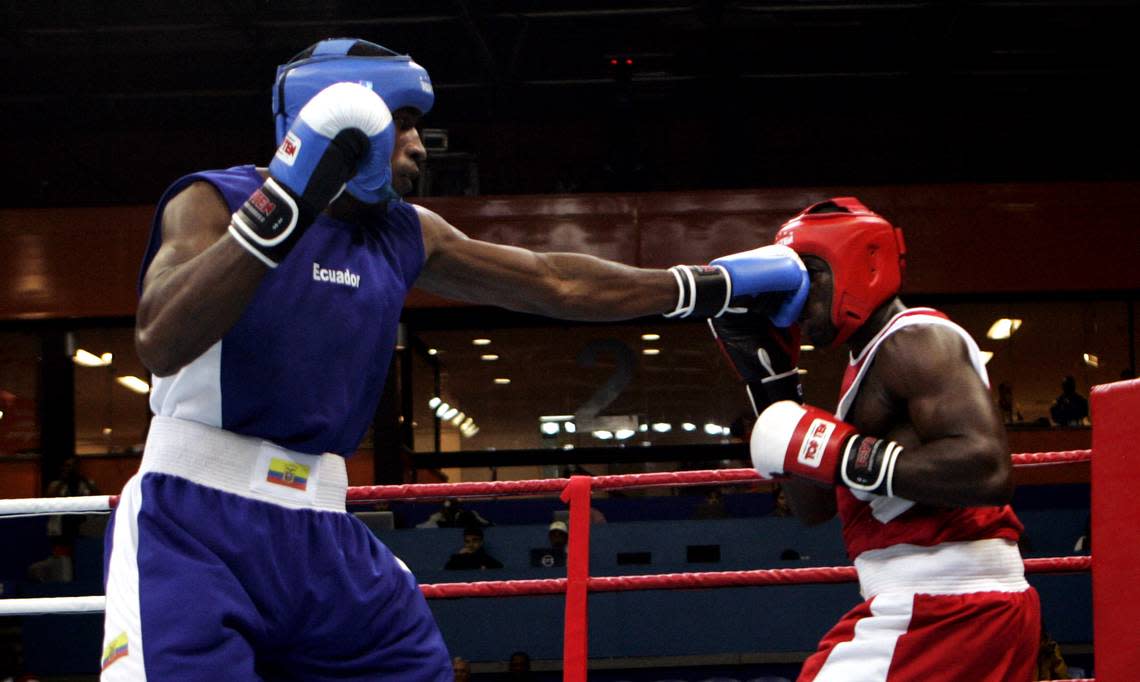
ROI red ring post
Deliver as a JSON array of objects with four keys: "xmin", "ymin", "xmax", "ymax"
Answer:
[
  {"xmin": 560, "ymin": 476, "xmax": 592, "ymax": 682},
  {"xmin": 1091, "ymin": 378, "xmax": 1140, "ymax": 681}
]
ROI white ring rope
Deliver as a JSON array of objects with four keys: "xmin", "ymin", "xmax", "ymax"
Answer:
[
  {"xmin": 0, "ymin": 596, "xmax": 106, "ymax": 615},
  {"xmin": 0, "ymin": 495, "xmax": 113, "ymax": 518}
]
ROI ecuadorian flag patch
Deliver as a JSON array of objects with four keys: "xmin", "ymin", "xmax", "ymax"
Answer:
[
  {"xmin": 266, "ymin": 457, "xmax": 310, "ymax": 491},
  {"xmin": 101, "ymin": 632, "xmax": 129, "ymax": 670}
]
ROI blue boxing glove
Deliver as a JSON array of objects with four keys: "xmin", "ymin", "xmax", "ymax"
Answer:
[
  {"xmin": 665, "ymin": 245, "xmax": 810, "ymax": 327},
  {"xmin": 229, "ymin": 82, "xmax": 396, "ymax": 267}
]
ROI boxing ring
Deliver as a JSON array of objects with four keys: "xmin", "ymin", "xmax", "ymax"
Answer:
[{"xmin": 1, "ymin": 378, "xmax": 1136, "ymax": 681}]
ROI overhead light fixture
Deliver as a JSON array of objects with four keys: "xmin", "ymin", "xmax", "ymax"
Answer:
[
  {"xmin": 592, "ymin": 430, "xmax": 614, "ymax": 440},
  {"xmin": 651, "ymin": 422, "xmax": 672, "ymax": 433},
  {"xmin": 540, "ymin": 415, "xmax": 575, "ymax": 422},
  {"xmin": 428, "ymin": 348, "xmax": 438, "ymax": 356},
  {"xmin": 614, "ymin": 428, "xmax": 635, "ymax": 440},
  {"xmin": 102, "ymin": 427, "xmax": 113, "ymax": 436},
  {"xmin": 429, "ymin": 396, "xmax": 442, "ymax": 409},
  {"xmin": 74, "ymin": 349, "xmax": 112, "ymax": 367},
  {"xmin": 681, "ymin": 422, "xmax": 697, "ymax": 432},
  {"xmin": 642, "ymin": 348, "xmax": 660, "ymax": 356},
  {"xmin": 540, "ymin": 422, "xmax": 561, "ymax": 436},
  {"xmin": 461, "ymin": 417, "xmax": 473, "ymax": 428},
  {"xmin": 1083, "ymin": 353, "xmax": 1099, "ymax": 368},
  {"xmin": 450, "ymin": 411, "xmax": 466, "ymax": 426},
  {"xmin": 472, "ymin": 338, "xmax": 492, "ymax": 346},
  {"xmin": 481, "ymin": 354, "xmax": 499, "ymax": 361},
  {"xmin": 641, "ymin": 333, "xmax": 661, "ymax": 341},
  {"xmin": 435, "ymin": 402, "xmax": 451, "ymax": 418},
  {"xmin": 986, "ymin": 318, "xmax": 1023, "ymax": 340},
  {"xmin": 116, "ymin": 376, "xmax": 150, "ymax": 394},
  {"xmin": 800, "ymin": 344, "xmax": 815, "ymax": 352},
  {"xmin": 703, "ymin": 423, "xmax": 723, "ymax": 436},
  {"xmin": 443, "ymin": 407, "xmax": 459, "ymax": 420},
  {"xmin": 639, "ymin": 423, "xmax": 648, "ymax": 432},
  {"xmin": 796, "ymin": 368, "xmax": 809, "ymax": 375},
  {"xmin": 564, "ymin": 421, "xmax": 576, "ymax": 433},
  {"xmin": 494, "ymin": 378, "xmax": 511, "ymax": 385},
  {"xmin": 980, "ymin": 351, "xmax": 994, "ymax": 365},
  {"xmin": 0, "ymin": 410, "xmax": 5, "ymax": 420}
]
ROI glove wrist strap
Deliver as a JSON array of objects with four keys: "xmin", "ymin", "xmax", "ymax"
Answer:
[
  {"xmin": 229, "ymin": 178, "xmax": 318, "ymax": 268},
  {"xmin": 840, "ymin": 435, "xmax": 904, "ymax": 497},
  {"xmin": 665, "ymin": 265, "xmax": 731, "ymax": 318}
]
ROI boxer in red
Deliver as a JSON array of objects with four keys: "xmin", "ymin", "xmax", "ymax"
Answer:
[{"xmin": 711, "ymin": 198, "xmax": 1039, "ymax": 681}]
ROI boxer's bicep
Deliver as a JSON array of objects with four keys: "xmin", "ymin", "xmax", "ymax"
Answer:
[
  {"xmin": 137, "ymin": 182, "xmax": 267, "ymax": 376},
  {"xmin": 142, "ymin": 182, "xmax": 233, "ymax": 293},
  {"xmin": 877, "ymin": 327, "xmax": 1012, "ymax": 506}
]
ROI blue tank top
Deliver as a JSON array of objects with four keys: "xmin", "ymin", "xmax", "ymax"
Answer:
[{"xmin": 140, "ymin": 165, "xmax": 424, "ymax": 455}]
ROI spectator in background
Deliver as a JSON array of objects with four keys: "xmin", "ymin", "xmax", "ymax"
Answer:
[
  {"xmin": 1049, "ymin": 375, "xmax": 1089, "ymax": 426},
  {"xmin": 452, "ymin": 656, "xmax": 471, "ymax": 682},
  {"xmin": 28, "ymin": 457, "xmax": 98, "ymax": 583},
  {"xmin": 533, "ymin": 521, "xmax": 569, "ymax": 568},
  {"xmin": 418, "ymin": 498, "xmax": 492, "ymax": 529},
  {"xmin": 444, "ymin": 527, "xmax": 503, "ymax": 570},
  {"xmin": 693, "ymin": 487, "xmax": 731, "ymax": 519},
  {"xmin": 547, "ymin": 521, "xmax": 568, "ymax": 553},
  {"xmin": 769, "ymin": 483, "xmax": 793, "ymax": 518},
  {"xmin": 1036, "ymin": 624, "xmax": 1069, "ymax": 680},
  {"xmin": 507, "ymin": 651, "xmax": 533, "ymax": 681}
]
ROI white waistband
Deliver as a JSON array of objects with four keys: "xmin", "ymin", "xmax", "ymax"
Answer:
[
  {"xmin": 854, "ymin": 538, "xmax": 1028, "ymax": 599},
  {"xmin": 140, "ymin": 416, "xmax": 347, "ymax": 512}
]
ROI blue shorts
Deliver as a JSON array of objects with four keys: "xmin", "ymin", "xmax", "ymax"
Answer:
[{"xmin": 101, "ymin": 417, "xmax": 451, "ymax": 681}]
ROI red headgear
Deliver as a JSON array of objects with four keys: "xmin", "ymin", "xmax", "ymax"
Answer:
[{"xmin": 774, "ymin": 197, "xmax": 906, "ymax": 347}]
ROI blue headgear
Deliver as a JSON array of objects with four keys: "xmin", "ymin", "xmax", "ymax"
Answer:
[{"xmin": 273, "ymin": 38, "xmax": 435, "ymax": 147}]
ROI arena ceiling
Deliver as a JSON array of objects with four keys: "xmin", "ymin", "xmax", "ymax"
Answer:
[{"xmin": 3, "ymin": 0, "xmax": 1137, "ymax": 207}]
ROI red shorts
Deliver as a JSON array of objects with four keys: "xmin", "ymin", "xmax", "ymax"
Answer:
[{"xmin": 799, "ymin": 540, "xmax": 1040, "ymax": 682}]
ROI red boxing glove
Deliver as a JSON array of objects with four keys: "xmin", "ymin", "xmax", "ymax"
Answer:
[{"xmin": 750, "ymin": 401, "xmax": 904, "ymax": 496}]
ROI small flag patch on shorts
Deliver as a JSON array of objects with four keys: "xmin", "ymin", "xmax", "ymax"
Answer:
[
  {"xmin": 101, "ymin": 632, "xmax": 129, "ymax": 670},
  {"xmin": 266, "ymin": 457, "xmax": 310, "ymax": 491}
]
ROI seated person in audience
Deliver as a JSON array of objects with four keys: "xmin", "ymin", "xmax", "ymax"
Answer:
[
  {"xmin": 1049, "ymin": 375, "xmax": 1089, "ymax": 426},
  {"xmin": 693, "ymin": 487, "xmax": 731, "ymax": 519},
  {"xmin": 508, "ymin": 650, "xmax": 534, "ymax": 680},
  {"xmin": 418, "ymin": 497, "xmax": 492, "ymax": 528},
  {"xmin": 452, "ymin": 656, "xmax": 471, "ymax": 682},
  {"xmin": 532, "ymin": 521, "xmax": 569, "ymax": 568},
  {"xmin": 1036, "ymin": 622, "xmax": 1069, "ymax": 680},
  {"xmin": 444, "ymin": 526, "xmax": 503, "ymax": 570},
  {"xmin": 769, "ymin": 483, "xmax": 793, "ymax": 517}
]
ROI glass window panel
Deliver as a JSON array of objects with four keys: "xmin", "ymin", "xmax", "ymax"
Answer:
[
  {"xmin": 405, "ymin": 296, "xmax": 1136, "ymax": 482},
  {"xmin": 0, "ymin": 331, "xmax": 41, "ymax": 456},
  {"xmin": 71, "ymin": 326, "xmax": 150, "ymax": 455}
]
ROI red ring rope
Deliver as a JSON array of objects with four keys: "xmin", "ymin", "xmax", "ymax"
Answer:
[
  {"xmin": 345, "ymin": 449, "xmax": 1091, "ymax": 503},
  {"xmin": 419, "ymin": 556, "xmax": 1090, "ymax": 599}
]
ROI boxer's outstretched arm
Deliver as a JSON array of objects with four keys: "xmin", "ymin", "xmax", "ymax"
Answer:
[
  {"xmin": 874, "ymin": 325, "xmax": 1013, "ymax": 507},
  {"xmin": 136, "ymin": 182, "xmax": 267, "ymax": 376},
  {"xmin": 415, "ymin": 206, "xmax": 677, "ymax": 320}
]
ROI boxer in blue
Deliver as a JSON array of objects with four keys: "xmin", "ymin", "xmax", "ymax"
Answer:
[{"xmin": 101, "ymin": 38, "xmax": 812, "ymax": 680}]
